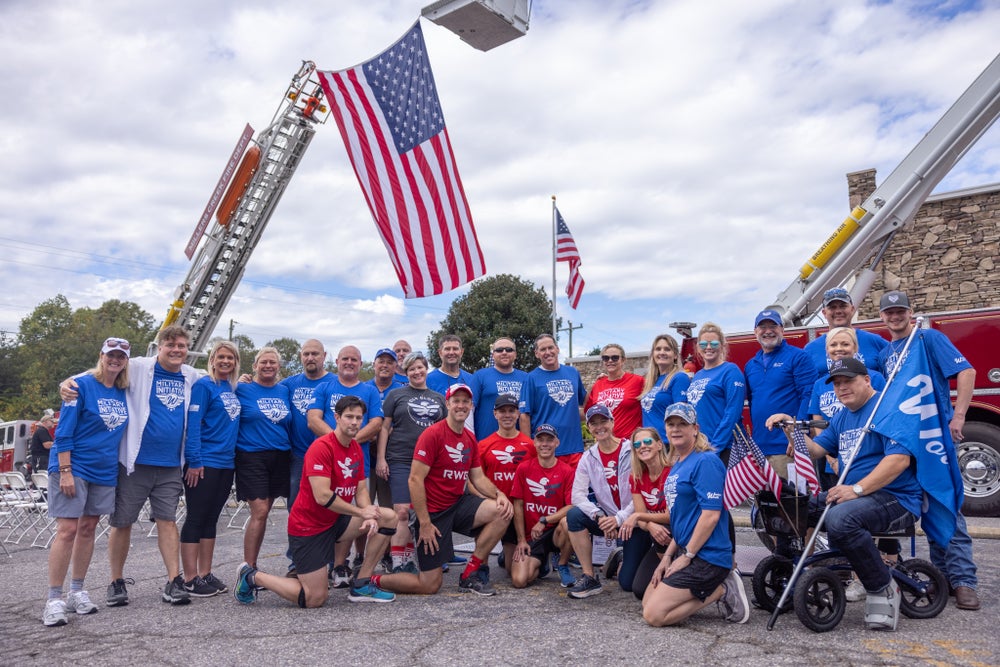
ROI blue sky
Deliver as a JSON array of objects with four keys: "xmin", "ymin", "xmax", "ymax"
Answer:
[{"xmin": 1, "ymin": 0, "xmax": 998, "ymax": 362}]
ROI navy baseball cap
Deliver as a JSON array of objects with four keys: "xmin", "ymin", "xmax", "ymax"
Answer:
[
  {"xmin": 754, "ymin": 310, "xmax": 782, "ymax": 327},
  {"xmin": 533, "ymin": 424, "xmax": 558, "ymax": 438},
  {"xmin": 826, "ymin": 357, "xmax": 869, "ymax": 383},
  {"xmin": 585, "ymin": 404, "xmax": 613, "ymax": 423},
  {"xmin": 374, "ymin": 347, "xmax": 397, "ymax": 360},
  {"xmin": 494, "ymin": 393, "xmax": 519, "ymax": 409}
]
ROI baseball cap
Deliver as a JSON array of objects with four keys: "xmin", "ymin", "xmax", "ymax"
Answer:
[
  {"xmin": 823, "ymin": 287, "xmax": 853, "ymax": 307},
  {"xmin": 494, "ymin": 393, "xmax": 519, "ymax": 410},
  {"xmin": 445, "ymin": 383, "xmax": 473, "ymax": 400},
  {"xmin": 754, "ymin": 310, "xmax": 782, "ymax": 327},
  {"xmin": 825, "ymin": 357, "xmax": 869, "ymax": 383},
  {"xmin": 664, "ymin": 402, "xmax": 697, "ymax": 424},
  {"xmin": 879, "ymin": 290, "xmax": 911, "ymax": 312},
  {"xmin": 101, "ymin": 337, "xmax": 131, "ymax": 357},
  {"xmin": 585, "ymin": 404, "xmax": 613, "ymax": 423},
  {"xmin": 533, "ymin": 423, "xmax": 558, "ymax": 438},
  {"xmin": 374, "ymin": 347, "xmax": 397, "ymax": 361}
]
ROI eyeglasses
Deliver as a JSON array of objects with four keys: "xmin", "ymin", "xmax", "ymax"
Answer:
[
  {"xmin": 632, "ymin": 438, "xmax": 655, "ymax": 449},
  {"xmin": 494, "ymin": 347, "xmax": 515, "ymax": 354},
  {"xmin": 698, "ymin": 340, "xmax": 721, "ymax": 350},
  {"xmin": 601, "ymin": 355, "xmax": 621, "ymax": 362},
  {"xmin": 104, "ymin": 338, "xmax": 131, "ymax": 350}
]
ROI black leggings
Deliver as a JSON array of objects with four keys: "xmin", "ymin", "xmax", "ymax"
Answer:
[{"xmin": 180, "ymin": 467, "xmax": 234, "ymax": 543}]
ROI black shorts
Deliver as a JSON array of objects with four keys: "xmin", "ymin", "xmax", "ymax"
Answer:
[
  {"xmin": 527, "ymin": 529, "xmax": 558, "ymax": 562},
  {"xmin": 235, "ymin": 449, "xmax": 291, "ymax": 501},
  {"xmin": 661, "ymin": 556, "xmax": 730, "ymax": 602},
  {"xmin": 288, "ymin": 514, "xmax": 351, "ymax": 576},
  {"xmin": 410, "ymin": 494, "xmax": 484, "ymax": 572},
  {"xmin": 501, "ymin": 521, "xmax": 519, "ymax": 546}
]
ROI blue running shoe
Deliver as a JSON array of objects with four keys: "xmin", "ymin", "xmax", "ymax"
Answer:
[
  {"xmin": 234, "ymin": 562, "xmax": 258, "ymax": 605},
  {"xmin": 558, "ymin": 564, "xmax": 576, "ymax": 588},
  {"xmin": 348, "ymin": 581, "xmax": 396, "ymax": 603}
]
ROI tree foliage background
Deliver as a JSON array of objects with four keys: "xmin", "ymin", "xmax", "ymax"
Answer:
[{"xmin": 427, "ymin": 274, "xmax": 557, "ymax": 371}]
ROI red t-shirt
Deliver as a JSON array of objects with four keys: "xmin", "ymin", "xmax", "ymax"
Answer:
[
  {"xmin": 510, "ymin": 457, "xmax": 574, "ymax": 536},
  {"xmin": 413, "ymin": 419, "xmax": 481, "ymax": 514},
  {"xmin": 478, "ymin": 432, "xmax": 536, "ymax": 497},
  {"xmin": 633, "ymin": 466, "xmax": 671, "ymax": 513},
  {"xmin": 287, "ymin": 432, "xmax": 364, "ymax": 537},
  {"xmin": 598, "ymin": 443, "xmax": 623, "ymax": 508},
  {"xmin": 585, "ymin": 373, "xmax": 644, "ymax": 438}
]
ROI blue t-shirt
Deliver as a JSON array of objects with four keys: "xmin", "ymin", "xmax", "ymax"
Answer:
[
  {"xmin": 877, "ymin": 328, "xmax": 973, "ymax": 423},
  {"xmin": 426, "ymin": 368, "xmax": 475, "ymax": 396},
  {"xmin": 136, "ymin": 363, "xmax": 186, "ymax": 466},
  {"xmin": 813, "ymin": 393, "xmax": 922, "ymax": 517},
  {"xmin": 663, "ymin": 451, "xmax": 731, "ymax": 569},
  {"xmin": 51, "ymin": 374, "xmax": 128, "ymax": 486},
  {"xmin": 366, "ymin": 377, "xmax": 405, "ymax": 403},
  {"xmin": 235, "ymin": 382, "xmax": 292, "ymax": 453},
  {"xmin": 685, "ymin": 362, "xmax": 745, "ymax": 452},
  {"xmin": 804, "ymin": 329, "xmax": 888, "ymax": 377},
  {"xmin": 309, "ymin": 377, "xmax": 384, "ymax": 434},
  {"xmin": 184, "ymin": 376, "xmax": 241, "ymax": 469},
  {"xmin": 639, "ymin": 372, "xmax": 691, "ymax": 441},
  {"xmin": 521, "ymin": 365, "xmax": 586, "ymax": 456},
  {"xmin": 470, "ymin": 366, "xmax": 529, "ymax": 440},
  {"xmin": 744, "ymin": 341, "xmax": 816, "ymax": 456},
  {"xmin": 808, "ymin": 369, "xmax": 887, "ymax": 419},
  {"xmin": 281, "ymin": 372, "xmax": 333, "ymax": 457}
]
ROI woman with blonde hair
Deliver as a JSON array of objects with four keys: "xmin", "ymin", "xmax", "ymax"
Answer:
[
  {"xmin": 639, "ymin": 335, "xmax": 690, "ymax": 441},
  {"xmin": 180, "ymin": 340, "xmax": 242, "ymax": 596},
  {"xmin": 684, "ymin": 323, "xmax": 745, "ymax": 465}
]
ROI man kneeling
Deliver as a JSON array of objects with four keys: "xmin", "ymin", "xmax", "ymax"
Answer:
[{"xmin": 234, "ymin": 396, "xmax": 396, "ymax": 607}]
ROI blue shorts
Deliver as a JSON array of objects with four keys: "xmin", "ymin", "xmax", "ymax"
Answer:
[{"xmin": 388, "ymin": 462, "xmax": 412, "ymax": 506}]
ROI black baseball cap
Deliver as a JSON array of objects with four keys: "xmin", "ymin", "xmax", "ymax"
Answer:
[
  {"xmin": 494, "ymin": 393, "xmax": 519, "ymax": 410},
  {"xmin": 826, "ymin": 357, "xmax": 869, "ymax": 383}
]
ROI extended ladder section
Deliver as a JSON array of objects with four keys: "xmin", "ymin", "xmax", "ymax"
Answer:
[
  {"xmin": 162, "ymin": 62, "xmax": 330, "ymax": 354},
  {"xmin": 770, "ymin": 52, "xmax": 1000, "ymax": 326}
]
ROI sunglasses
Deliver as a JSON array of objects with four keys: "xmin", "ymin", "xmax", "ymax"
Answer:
[
  {"xmin": 698, "ymin": 340, "xmax": 721, "ymax": 350},
  {"xmin": 632, "ymin": 437, "xmax": 655, "ymax": 449},
  {"xmin": 601, "ymin": 355, "xmax": 621, "ymax": 362},
  {"xmin": 494, "ymin": 347, "xmax": 515, "ymax": 354},
  {"xmin": 104, "ymin": 338, "xmax": 131, "ymax": 350}
]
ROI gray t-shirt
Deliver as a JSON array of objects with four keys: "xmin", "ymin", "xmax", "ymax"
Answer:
[{"xmin": 383, "ymin": 385, "xmax": 447, "ymax": 464}]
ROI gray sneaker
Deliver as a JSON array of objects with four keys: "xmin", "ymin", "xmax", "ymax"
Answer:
[
  {"xmin": 42, "ymin": 599, "xmax": 68, "ymax": 627},
  {"xmin": 66, "ymin": 590, "xmax": 98, "ymax": 615},
  {"xmin": 329, "ymin": 564, "xmax": 351, "ymax": 589},
  {"xmin": 162, "ymin": 575, "xmax": 192, "ymax": 605},
  {"xmin": 719, "ymin": 569, "xmax": 750, "ymax": 623},
  {"xmin": 459, "ymin": 566, "xmax": 498, "ymax": 596},
  {"xmin": 106, "ymin": 578, "xmax": 134, "ymax": 607},
  {"xmin": 568, "ymin": 574, "xmax": 603, "ymax": 599},
  {"xmin": 202, "ymin": 572, "xmax": 228, "ymax": 594}
]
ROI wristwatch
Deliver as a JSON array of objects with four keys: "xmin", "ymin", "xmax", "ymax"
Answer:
[
  {"xmin": 684, "ymin": 550, "xmax": 697, "ymax": 559},
  {"xmin": 539, "ymin": 516, "xmax": 548, "ymax": 526},
  {"xmin": 852, "ymin": 484, "xmax": 864, "ymax": 497}
]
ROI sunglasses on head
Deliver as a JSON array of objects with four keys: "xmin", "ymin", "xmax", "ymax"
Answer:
[
  {"xmin": 601, "ymin": 355, "xmax": 621, "ymax": 362},
  {"xmin": 494, "ymin": 347, "xmax": 515, "ymax": 354},
  {"xmin": 698, "ymin": 340, "xmax": 721, "ymax": 350},
  {"xmin": 632, "ymin": 437, "xmax": 655, "ymax": 449},
  {"xmin": 105, "ymin": 338, "xmax": 131, "ymax": 350}
]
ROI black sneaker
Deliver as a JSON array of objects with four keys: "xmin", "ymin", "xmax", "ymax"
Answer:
[
  {"xmin": 202, "ymin": 572, "xmax": 228, "ymax": 594},
  {"xmin": 162, "ymin": 575, "xmax": 192, "ymax": 605},
  {"xmin": 568, "ymin": 574, "xmax": 603, "ymax": 599},
  {"xmin": 459, "ymin": 565, "xmax": 497, "ymax": 596},
  {"xmin": 183, "ymin": 576, "xmax": 219, "ymax": 598},
  {"xmin": 106, "ymin": 578, "xmax": 134, "ymax": 607},
  {"xmin": 329, "ymin": 564, "xmax": 351, "ymax": 589}
]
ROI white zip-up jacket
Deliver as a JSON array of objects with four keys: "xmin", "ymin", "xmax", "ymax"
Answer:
[{"xmin": 571, "ymin": 440, "xmax": 635, "ymax": 526}]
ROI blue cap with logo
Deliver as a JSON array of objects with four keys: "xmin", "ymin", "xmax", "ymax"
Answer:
[
  {"xmin": 585, "ymin": 404, "xmax": 613, "ymax": 423},
  {"xmin": 374, "ymin": 347, "xmax": 397, "ymax": 361},
  {"xmin": 754, "ymin": 310, "xmax": 782, "ymax": 327},
  {"xmin": 664, "ymin": 402, "xmax": 697, "ymax": 424},
  {"xmin": 823, "ymin": 287, "xmax": 853, "ymax": 307}
]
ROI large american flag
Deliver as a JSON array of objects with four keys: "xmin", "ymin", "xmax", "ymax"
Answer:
[
  {"xmin": 555, "ymin": 208, "xmax": 585, "ymax": 309},
  {"xmin": 318, "ymin": 22, "xmax": 486, "ymax": 298},
  {"xmin": 790, "ymin": 428, "xmax": 820, "ymax": 496},
  {"xmin": 723, "ymin": 425, "xmax": 783, "ymax": 510}
]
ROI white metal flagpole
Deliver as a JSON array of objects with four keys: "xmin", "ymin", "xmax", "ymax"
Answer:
[{"xmin": 551, "ymin": 195, "xmax": 557, "ymax": 339}]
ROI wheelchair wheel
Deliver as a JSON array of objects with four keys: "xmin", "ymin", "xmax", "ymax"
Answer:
[
  {"xmin": 793, "ymin": 567, "xmax": 846, "ymax": 633},
  {"xmin": 752, "ymin": 556, "xmax": 793, "ymax": 612},
  {"xmin": 751, "ymin": 504, "xmax": 777, "ymax": 552},
  {"xmin": 895, "ymin": 558, "xmax": 948, "ymax": 619}
]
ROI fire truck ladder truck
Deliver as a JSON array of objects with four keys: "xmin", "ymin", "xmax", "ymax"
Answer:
[
  {"xmin": 160, "ymin": 61, "xmax": 330, "ymax": 355},
  {"xmin": 768, "ymin": 52, "xmax": 1000, "ymax": 325}
]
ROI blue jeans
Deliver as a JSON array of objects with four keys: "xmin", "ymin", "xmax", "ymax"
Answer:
[
  {"xmin": 619, "ymin": 527, "xmax": 653, "ymax": 593},
  {"xmin": 823, "ymin": 491, "xmax": 915, "ymax": 593},
  {"xmin": 928, "ymin": 512, "xmax": 977, "ymax": 589}
]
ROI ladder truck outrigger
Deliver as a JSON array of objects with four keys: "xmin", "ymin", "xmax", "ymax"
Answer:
[{"xmin": 157, "ymin": 61, "xmax": 330, "ymax": 357}]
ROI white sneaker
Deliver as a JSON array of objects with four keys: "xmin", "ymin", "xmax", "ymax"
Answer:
[
  {"xmin": 66, "ymin": 590, "xmax": 99, "ymax": 615},
  {"xmin": 865, "ymin": 580, "xmax": 901, "ymax": 631},
  {"xmin": 43, "ymin": 599, "xmax": 68, "ymax": 627},
  {"xmin": 845, "ymin": 579, "xmax": 867, "ymax": 602}
]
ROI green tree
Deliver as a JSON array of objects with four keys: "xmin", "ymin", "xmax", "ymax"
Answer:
[
  {"xmin": 267, "ymin": 337, "xmax": 301, "ymax": 378},
  {"xmin": 427, "ymin": 274, "xmax": 558, "ymax": 371},
  {"xmin": 233, "ymin": 334, "xmax": 258, "ymax": 376}
]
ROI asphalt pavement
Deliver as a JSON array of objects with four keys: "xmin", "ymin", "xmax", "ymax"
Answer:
[{"xmin": 2, "ymin": 506, "xmax": 997, "ymax": 667}]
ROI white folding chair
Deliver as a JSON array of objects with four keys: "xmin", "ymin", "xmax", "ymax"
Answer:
[
  {"xmin": 1, "ymin": 472, "xmax": 47, "ymax": 545},
  {"xmin": 30, "ymin": 472, "xmax": 57, "ymax": 548}
]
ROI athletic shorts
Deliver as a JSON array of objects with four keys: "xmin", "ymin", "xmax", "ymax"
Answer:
[
  {"xmin": 661, "ymin": 556, "xmax": 730, "ymax": 601},
  {"xmin": 235, "ymin": 449, "xmax": 290, "ymax": 502},
  {"xmin": 388, "ymin": 462, "xmax": 412, "ymax": 506},
  {"xmin": 410, "ymin": 494, "xmax": 485, "ymax": 572},
  {"xmin": 527, "ymin": 529, "xmax": 558, "ymax": 562},
  {"xmin": 47, "ymin": 472, "xmax": 115, "ymax": 519},
  {"xmin": 501, "ymin": 521, "xmax": 519, "ymax": 545},
  {"xmin": 288, "ymin": 514, "xmax": 352, "ymax": 576},
  {"xmin": 110, "ymin": 464, "xmax": 183, "ymax": 527}
]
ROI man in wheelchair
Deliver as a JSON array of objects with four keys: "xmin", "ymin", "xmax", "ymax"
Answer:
[{"xmin": 766, "ymin": 358, "xmax": 922, "ymax": 631}]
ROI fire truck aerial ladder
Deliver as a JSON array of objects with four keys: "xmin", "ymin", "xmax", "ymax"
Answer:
[
  {"xmin": 768, "ymin": 52, "xmax": 1000, "ymax": 326},
  {"xmin": 159, "ymin": 62, "xmax": 330, "ymax": 355}
]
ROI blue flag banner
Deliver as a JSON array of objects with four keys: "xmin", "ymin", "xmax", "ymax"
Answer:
[{"xmin": 870, "ymin": 334, "xmax": 962, "ymax": 545}]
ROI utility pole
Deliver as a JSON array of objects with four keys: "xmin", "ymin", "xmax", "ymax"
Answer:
[
  {"xmin": 228, "ymin": 319, "xmax": 238, "ymax": 340},
  {"xmin": 558, "ymin": 320, "xmax": 583, "ymax": 358}
]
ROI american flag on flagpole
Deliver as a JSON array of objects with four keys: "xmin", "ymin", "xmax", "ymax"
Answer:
[
  {"xmin": 554, "ymin": 208, "xmax": 585, "ymax": 309},
  {"xmin": 723, "ymin": 425, "xmax": 783, "ymax": 510},
  {"xmin": 790, "ymin": 428, "xmax": 820, "ymax": 496},
  {"xmin": 318, "ymin": 21, "xmax": 486, "ymax": 298}
]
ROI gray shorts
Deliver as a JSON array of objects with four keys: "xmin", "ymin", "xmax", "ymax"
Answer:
[
  {"xmin": 47, "ymin": 472, "xmax": 116, "ymax": 518},
  {"xmin": 110, "ymin": 464, "xmax": 183, "ymax": 527}
]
